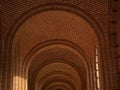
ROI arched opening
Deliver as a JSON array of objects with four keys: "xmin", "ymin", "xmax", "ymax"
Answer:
[
  {"xmin": 26, "ymin": 44, "xmax": 89, "ymax": 90},
  {"xmin": 3, "ymin": 4, "xmax": 106, "ymax": 90}
]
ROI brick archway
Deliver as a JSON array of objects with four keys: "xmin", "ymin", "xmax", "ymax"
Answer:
[
  {"xmin": 2, "ymin": 4, "xmax": 107, "ymax": 90},
  {"xmin": 25, "ymin": 41, "xmax": 91, "ymax": 90}
]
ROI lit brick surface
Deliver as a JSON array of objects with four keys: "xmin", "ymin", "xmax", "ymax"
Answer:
[{"xmin": 0, "ymin": 0, "xmax": 120, "ymax": 90}]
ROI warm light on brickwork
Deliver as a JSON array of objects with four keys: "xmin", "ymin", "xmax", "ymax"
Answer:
[
  {"xmin": 95, "ymin": 46, "xmax": 100, "ymax": 90},
  {"xmin": 13, "ymin": 76, "xmax": 27, "ymax": 90},
  {"xmin": 1, "ymin": 0, "xmax": 119, "ymax": 90}
]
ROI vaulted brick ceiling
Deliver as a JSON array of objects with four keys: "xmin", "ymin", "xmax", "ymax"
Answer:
[
  {"xmin": 12, "ymin": 11, "xmax": 98, "ymax": 90},
  {"xmin": 1, "ymin": 0, "xmax": 120, "ymax": 90}
]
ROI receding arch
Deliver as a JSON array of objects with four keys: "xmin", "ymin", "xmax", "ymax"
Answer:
[
  {"xmin": 23, "ymin": 41, "xmax": 93, "ymax": 90},
  {"xmin": 34, "ymin": 71, "xmax": 77, "ymax": 88},
  {"xmin": 23, "ymin": 40, "xmax": 91, "ymax": 73},
  {"xmin": 33, "ymin": 62, "xmax": 80, "ymax": 90},
  {"xmin": 3, "ymin": 3, "xmax": 107, "ymax": 90},
  {"xmin": 40, "ymin": 76, "xmax": 76, "ymax": 90}
]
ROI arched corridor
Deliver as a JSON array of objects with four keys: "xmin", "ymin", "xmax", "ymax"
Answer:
[
  {"xmin": 0, "ymin": 0, "xmax": 120, "ymax": 90},
  {"xmin": 11, "ymin": 10, "xmax": 100, "ymax": 90}
]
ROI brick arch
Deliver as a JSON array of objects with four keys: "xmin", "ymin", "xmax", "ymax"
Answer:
[
  {"xmin": 23, "ymin": 40, "xmax": 91, "ymax": 73},
  {"xmin": 34, "ymin": 71, "xmax": 77, "ymax": 89},
  {"xmin": 40, "ymin": 76, "xmax": 76, "ymax": 90},
  {"xmin": 24, "ymin": 41, "xmax": 90, "ymax": 90},
  {"xmin": 5, "ymin": 4, "xmax": 105, "ymax": 44},
  {"xmin": 3, "ymin": 3, "xmax": 107, "ymax": 90},
  {"xmin": 31, "ymin": 63, "xmax": 82, "ymax": 90}
]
